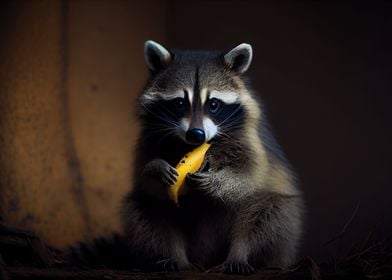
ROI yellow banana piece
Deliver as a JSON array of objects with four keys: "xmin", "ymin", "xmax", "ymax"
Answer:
[{"xmin": 169, "ymin": 142, "xmax": 211, "ymax": 205}]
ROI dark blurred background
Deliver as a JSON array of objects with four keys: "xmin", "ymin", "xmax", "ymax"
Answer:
[{"xmin": 0, "ymin": 0, "xmax": 391, "ymax": 262}]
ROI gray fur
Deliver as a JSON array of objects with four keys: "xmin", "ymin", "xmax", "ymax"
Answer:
[{"xmin": 122, "ymin": 41, "xmax": 304, "ymax": 274}]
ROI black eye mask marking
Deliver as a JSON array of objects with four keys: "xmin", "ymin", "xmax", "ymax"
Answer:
[
  {"xmin": 165, "ymin": 98, "xmax": 189, "ymax": 117},
  {"xmin": 205, "ymin": 101, "xmax": 245, "ymax": 132},
  {"xmin": 144, "ymin": 98, "xmax": 189, "ymax": 124}
]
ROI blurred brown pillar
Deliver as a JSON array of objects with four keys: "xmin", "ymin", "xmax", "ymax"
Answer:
[
  {"xmin": 0, "ymin": 0, "xmax": 166, "ymax": 248},
  {"xmin": 0, "ymin": 0, "xmax": 88, "ymax": 247},
  {"xmin": 67, "ymin": 0, "xmax": 166, "ymax": 238}
]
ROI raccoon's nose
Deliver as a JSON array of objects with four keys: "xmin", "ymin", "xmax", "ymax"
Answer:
[{"xmin": 186, "ymin": 128, "xmax": 206, "ymax": 145}]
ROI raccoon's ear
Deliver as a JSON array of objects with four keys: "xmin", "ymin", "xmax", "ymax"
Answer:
[
  {"xmin": 144, "ymin": 40, "xmax": 172, "ymax": 72},
  {"xmin": 223, "ymin": 43, "xmax": 253, "ymax": 74}
]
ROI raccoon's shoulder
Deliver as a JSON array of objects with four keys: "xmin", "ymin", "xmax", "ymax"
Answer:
[
  {"xmin": 258, "ymin": 112, "xmax": 299, "ymax": 193},
  {"xmin": 259, "ymin": 116, "xmax": 289, "ymax": 165}
]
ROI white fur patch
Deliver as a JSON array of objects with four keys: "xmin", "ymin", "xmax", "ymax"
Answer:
[
  {"xmin": 203, "ymin": 117, "xmax": 218, "ymax": 141},
  {"xmin": 143, "ymin": 90, "xmax": 185, "ymax": 102},
  {"xmin": 177, "ymin": 118, "xmax": 190, "ymax": 141},
  {"xmin": 161, "ymin": 90, "xmax": 185, "ymax": 100},
  {"xmin": 200, "ymin": 88, "xmax": 208, "ymax": 105},
  {"xmin": 209, "ymin": 90, "xmax": 239, "ymax": 104},
  {"xmin": 186, "ymin": 88, "xmax": 193, "ymax": 105}
]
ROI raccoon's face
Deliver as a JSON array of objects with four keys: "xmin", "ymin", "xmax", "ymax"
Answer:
[{"xmin": 139, "ymin": 41, "xmax": 255, "ymax": 146}]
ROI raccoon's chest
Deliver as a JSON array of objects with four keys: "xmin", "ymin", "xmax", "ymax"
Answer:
[{"xmin": 177, "ymin": 196, "xmax": 231, "ymax": 267}]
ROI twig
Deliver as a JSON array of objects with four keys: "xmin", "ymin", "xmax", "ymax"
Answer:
[
  {"xmin": 324, "ymin": 202, "xmax": 361, "ymax": 247},
  {"xmin": 309, "ymin": 258, "xmax": 321, "ymax": 280}
]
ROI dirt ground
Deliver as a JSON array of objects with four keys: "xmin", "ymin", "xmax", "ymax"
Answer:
[{"xmin": 1, "ymin": 221, "xmax": 391, "ymax": 280}]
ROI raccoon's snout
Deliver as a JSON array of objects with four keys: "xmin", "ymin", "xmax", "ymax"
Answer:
[{"xmin": 186, "ymin": 128, "xmax": 205, "ymax": 145}]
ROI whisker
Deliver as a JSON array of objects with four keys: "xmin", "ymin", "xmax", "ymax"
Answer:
[
  {"xmin": 217, "ymin": 105, "xmax": 243, "ymax": 127},
  {"xmin": 144, "ymin": 127, "xmax": 176, "ymax": 139},
  {"xmin": 157, "ymin": 130, "xmax": 177, "ymax": 149},
  {"xmin": 156, "ymin": 103, "xmax": 178, "ymax": 120},
  {"xmin": 219, "ymin": 119, "xmax": 244, "ymax": 131},
  {"xmin": 141, "ymin": 104, "xmax": 178, "ymax": 127}
]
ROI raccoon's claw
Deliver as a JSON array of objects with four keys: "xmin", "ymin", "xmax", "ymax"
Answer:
[
  {"xmin": 222, "ymin": 261, "xmax": 255, "ymax": 275},
  {"xmin": 143, "ymin": 159, "xmax": 178, "ymax": 187}
]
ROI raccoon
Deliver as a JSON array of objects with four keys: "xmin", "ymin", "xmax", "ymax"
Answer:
[{"xmin": 122, "ymin": 41, "xmax": 303, "ymax": 274}]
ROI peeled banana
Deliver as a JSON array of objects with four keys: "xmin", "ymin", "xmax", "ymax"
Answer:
[{"xmin": 169, "ymin": 142, "xmax": 211, "ymax": 205}]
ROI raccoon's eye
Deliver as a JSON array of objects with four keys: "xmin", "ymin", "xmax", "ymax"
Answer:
[
  {"xmin": 173, "ymin": 98, "xmax": 186, "ymax": 111},
  {"xmin": 209, "ymin": 98, "xmax": 221, "ymax": 114}
]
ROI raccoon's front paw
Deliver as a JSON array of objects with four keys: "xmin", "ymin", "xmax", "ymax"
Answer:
[
  {"xmin": 143, "ymin": 159, "xmax": 178, "ymax": 187},
  {"xmin": 155, "ymin": 258, "xmax": 191, "ymax": 272},
  {"xmin": 185, "ymin": 172, "xmax": 212, "ymax": 189}
]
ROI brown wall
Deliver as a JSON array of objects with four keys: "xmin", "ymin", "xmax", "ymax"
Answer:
[{"xmin": 0, "ymin": 0, "xmax": 166, "ymax": 248}]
